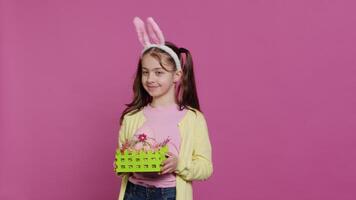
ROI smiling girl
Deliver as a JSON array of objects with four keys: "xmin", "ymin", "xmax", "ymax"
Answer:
[{"xmin": 114, "ymin": 17, "xmax": 213, "ymax": 200}]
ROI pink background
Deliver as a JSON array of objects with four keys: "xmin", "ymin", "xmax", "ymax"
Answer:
[{"xmin": 1, "ymin": 0, "xmax": 356, "ymax": 199}]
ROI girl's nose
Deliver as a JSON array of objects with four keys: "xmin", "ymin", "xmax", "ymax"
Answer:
[{"xmin": 147, "ymin": 73, "xmax": 155, "ymax": 82}]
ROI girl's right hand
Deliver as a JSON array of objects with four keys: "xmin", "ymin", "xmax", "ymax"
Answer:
[{"xmin": 113, "ymin": 158, "xmax": 117, "ymax": 172}]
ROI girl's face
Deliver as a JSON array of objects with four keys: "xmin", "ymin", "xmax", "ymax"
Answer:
[{"xmin": 141, "ymin": 54, "xmax": 181, "ymax": 100}]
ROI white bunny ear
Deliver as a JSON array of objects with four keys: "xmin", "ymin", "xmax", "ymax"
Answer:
[
  {"xmin": 132, "ymin": 17, "xmax": 182, "ymax": 71},
  {"xmin": 146, "ymin": 17, "xmax": 165, "ymax": 45},
  {"xmin": 133, "ymin": 17, "xmax": 151, "ymax": 46}
]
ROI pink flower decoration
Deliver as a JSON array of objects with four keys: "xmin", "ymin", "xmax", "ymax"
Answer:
[{"xmin": 138, "ymin": 133, "xmax": 147, "ymax": 142}]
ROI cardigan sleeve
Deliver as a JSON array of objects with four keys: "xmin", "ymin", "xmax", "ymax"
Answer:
[
  {"xmin": 115, "ymin": 116, "xmax": 129, "ymax": 177},
  {"xmin": 175, "ymin": 112, "xmax": 213, "ymax": 181},
  {"xmin": 118, "ymin": 116, "xmax": 128, "ymax": 146}
]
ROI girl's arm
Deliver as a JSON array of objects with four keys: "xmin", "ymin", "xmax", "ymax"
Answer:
[
  {"xmin": 115, "ymin": 116, "xmax": 130, "ymax": 177},
  {"xmin": 175, "ymin": 113, "xmax": 213, "ymax": 181}
]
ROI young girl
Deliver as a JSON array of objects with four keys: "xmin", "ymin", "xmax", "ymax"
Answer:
[{"xmin": 114, "ymin": 17, "xmax": 213, "ymax": 200}]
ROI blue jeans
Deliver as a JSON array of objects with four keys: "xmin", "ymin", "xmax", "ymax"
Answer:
[{"xmin": 124, "ymin": 181, "xmax": 176, "ymax": 200}]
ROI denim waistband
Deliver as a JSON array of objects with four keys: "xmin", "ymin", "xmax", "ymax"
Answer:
[{"xmin": 126, "ymin": 180, "xmax": 176, "ymax": 197}]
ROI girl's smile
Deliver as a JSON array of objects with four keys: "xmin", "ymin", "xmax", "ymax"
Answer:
[{"xmin": 147, "ymin": 85, "xmax": 159, "ymax": 92}]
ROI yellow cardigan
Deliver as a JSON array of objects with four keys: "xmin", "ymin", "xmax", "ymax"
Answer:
[{"xmin": 116, "ymin": 107, "xmax": 213, "ymax": 200}]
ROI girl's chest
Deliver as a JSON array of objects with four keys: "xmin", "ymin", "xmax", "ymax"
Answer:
[{"xmin": 132, "ymin": 119, "xmax": 181, "ymax": 154}]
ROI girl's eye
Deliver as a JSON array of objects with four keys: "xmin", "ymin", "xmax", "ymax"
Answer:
[
  {"xmin": 142, "ymin": 71, "xmax": 148, "ymax": 75},
  {"xmin": 155, "ymin": 71, "xmax": 163, "ymax": 75}
]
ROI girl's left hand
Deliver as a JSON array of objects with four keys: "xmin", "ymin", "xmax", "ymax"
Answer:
[{"xmin": 160, "ymin": 152, "xmax": 178, "ymax": 175}]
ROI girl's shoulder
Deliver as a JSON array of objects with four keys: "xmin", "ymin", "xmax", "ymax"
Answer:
[
  {"xmin": 122, "ymin": 108, "xmax": 145, "ymax": 122},
  {"xmin": 184, "ymin": 106, "xmax": 207, "ymax": 122}
]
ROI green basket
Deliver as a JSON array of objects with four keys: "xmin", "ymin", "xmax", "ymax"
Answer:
[{"xmin": 115, "ymin": 146, "xmax": 169, "ymax": 172}]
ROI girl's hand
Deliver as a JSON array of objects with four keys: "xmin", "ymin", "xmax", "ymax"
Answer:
[
  {"xmin": 113, "ymin": 158, "xmax": 117, "ymax": 172},
  {"xmin": 160, "ymin": 152, "xmax": 178, "ymax": 175}
]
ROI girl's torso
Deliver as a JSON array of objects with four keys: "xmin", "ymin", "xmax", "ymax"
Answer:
[{"xmin": 128, "ymin": 103, "xmax": 187, "ymax": 188}]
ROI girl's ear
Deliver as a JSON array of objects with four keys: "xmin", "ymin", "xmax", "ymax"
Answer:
[{"xmin": 173, "ymin": 70, "xmax": 183, "ymax": 83}]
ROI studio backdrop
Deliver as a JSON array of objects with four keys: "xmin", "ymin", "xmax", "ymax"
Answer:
[{"xmin": 1, "ymin": 0, "xmax": 356, "ymax": 199}]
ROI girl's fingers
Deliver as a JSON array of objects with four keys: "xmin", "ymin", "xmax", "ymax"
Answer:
[
  {"xmin": 160, "ymin": 163, "xmax": 174, "ymax": 175},
  {"xmin": 165, "ymin": 152, "xmax": 176, "ymax": 157},
  {"xmin": 162, "ymin": 167, "xmax": 174, "ymax": 174},
  {"xmin": 160, "ymin": 154, "xmax": 178, "ymax": 175},
  {"xmin": 163, "ymin": 156, "xmax": 175, "ymax": 165},
  {"xmin": 160, "ymin": 153, "xmax": 178, "ymax": 174},
  {"xmin": 160, "ymin": 163, "xmax": 169, "ymax": 172}
]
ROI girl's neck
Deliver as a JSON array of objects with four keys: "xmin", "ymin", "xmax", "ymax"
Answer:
[{"xmin": 149, "ymin": 100, "xmax": 177, "ymax": 108}]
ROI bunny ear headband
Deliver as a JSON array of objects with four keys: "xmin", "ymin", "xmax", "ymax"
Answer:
[{"xmin": 133, "ymin": 17, "xmax": 182, "ymax": 71}]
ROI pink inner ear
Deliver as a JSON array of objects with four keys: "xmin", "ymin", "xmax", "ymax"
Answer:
[
  {"xmin": 133, "ymin": 17, "xmax": 151, "ymax": 46},
  {"xmin": 146, "ymin": 20, "xmax": 160, "ymax": 44},
  {"xmin": 146, "ymin": 17, "xmax": 165, "ymax": 45}
]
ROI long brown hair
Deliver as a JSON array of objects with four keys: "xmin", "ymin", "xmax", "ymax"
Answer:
[{"xmin": 119, "ymin": 41, "xmax": 200, "ymax": 125}]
